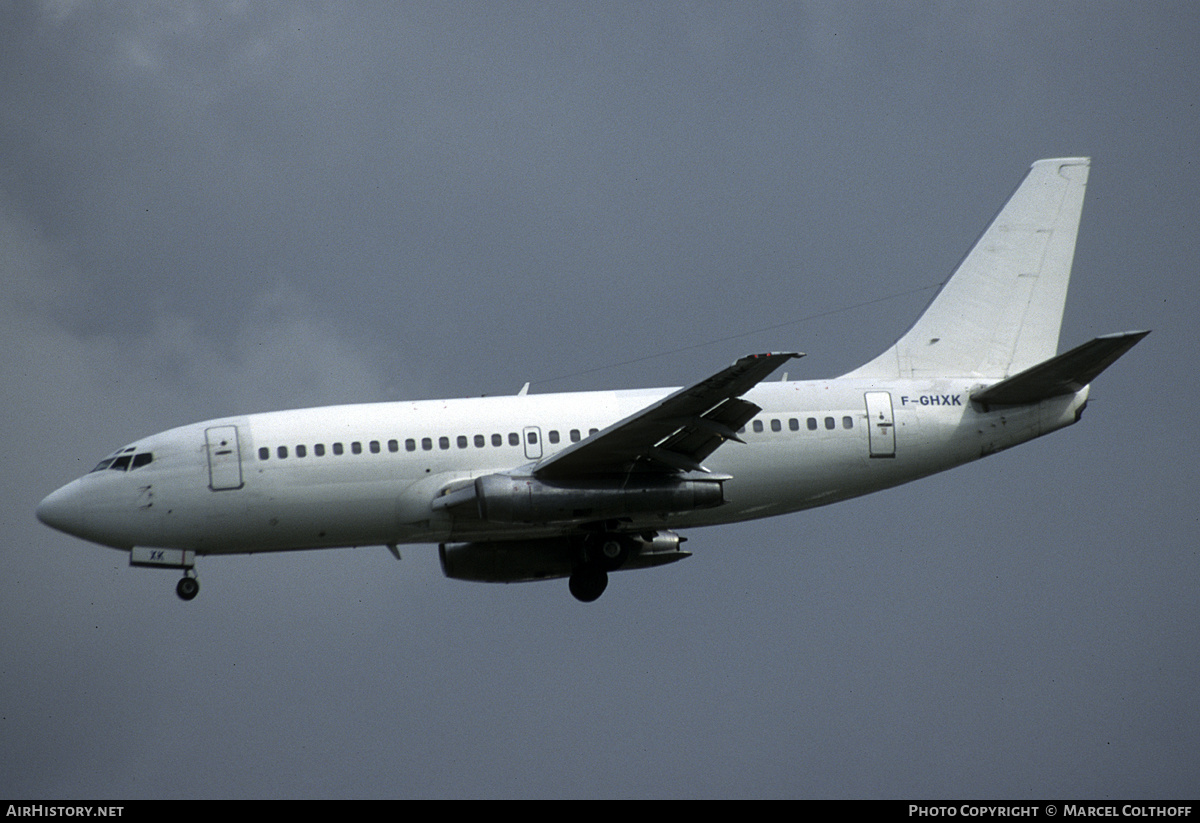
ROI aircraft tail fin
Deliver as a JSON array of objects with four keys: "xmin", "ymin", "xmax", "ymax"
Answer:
[
  {"xmin": 970, "ymin": 330, "xmax": 1149, "ymax": 406},
  {"xmin": 845, "ymin": 157, "xmax": 1091, "ymax": 380}
]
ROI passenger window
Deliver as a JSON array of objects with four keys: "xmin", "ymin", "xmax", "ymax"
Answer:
[
  {"xmin": 807, "ymin": 418, "xmax": 817, "ymax": 431},
  {"xmin": 508, "ymin": 433, "xmax": 519, "ymax": 446},
  {"xmin": 843, "ymin": 416, "xmax": 853, "ymax": 429},
  {"xmin": 491, "ymin": 434, "xmax": 502, "ymax": 447},
  {"xmin": 527, "ymin": 431, "xmax": 538, "ymax": 444},
  {"xmin": 825, "ymin": 417, "xmax": 835, "ymax": 430},
  {"xmin": 315, "ymin": 444, "xmax": 325, "ymax": 456},
  {"xmin": 370, "ymin": 440, "xmax": 380, "ymax": 454},
  {"xmin": 570, "ymin": 429, "xmax": 581, "ymax": 442},
  {"xmin": 258, "ymin": 448, "xmax": 269, "ymax": 461},
  {"xmin": 770, "ymin": 419, "xmax": 782, "ymax": 432},
  {"xmin": 405, "ymin": 439, "xmax": 416, "ymax": 452},
  {"xmin": 439, "ymin": 436, "xmax": 450, "ymax": 450},
  {"xmin": 474, "ymin": 434, "xmax": 485, "ymax": 448},
  {"xmin": 457, "ymin": 435, "xmax": 468, "ymax": 449},
  {"xmin": 789, "ymin": 418, "xmax": 799, "ymax": 431},
  {"xmin": 388, "ymin": 440, "xmax": 399, "ymax": 453},
  {"xmin": 296, "ymin": 445, "xmax": 307, "ymax": 457},
  {"xmin": 277, "ymin": 446, "xmax": 288, "ymax": 459},
  {"xmin": 549, "ymin": 430, "xmax": 560, "ymax": 444},
  {"xmin": 589, "ymin": 428, "xmax": 598, "ymax": 435},
  {"xmin": 333, "ymin": 442, "xmax": 344, "ymax": 455},
  {"xmin": 421, "ymin": 438, "xmax": 432, "ymax": 451},
  {"xmin": 753, "ymin": 420, "xmax": 764, "ymax": 433},
  {"xmin": 352, "ymin": 442, "xmax": 363, "ymax": 455}
]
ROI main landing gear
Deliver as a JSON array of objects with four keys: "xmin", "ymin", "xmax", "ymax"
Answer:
[
  {"xmin": 568, "ymin": 566, "xmax": 607, "ymax": 602},
  {"xmin": 568, "ymin": 534, "xmax": 631, "ymax": 603}
]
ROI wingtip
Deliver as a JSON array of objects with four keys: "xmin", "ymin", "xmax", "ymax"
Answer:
[
  {"xmin": 742, "ymin": 351, "xmax": 804, "ymax": 362},
  {"xmin": 1097, "ymin": 329, "xmax": 1151, "ymax": 341}
]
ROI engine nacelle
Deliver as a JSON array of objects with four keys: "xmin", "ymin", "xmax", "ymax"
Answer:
[
  {"xmin": 439, "ymin": 531, "xmax": 690, "ymax": 583},
  {"xmin": 473, "ymin": 474, "xmax": 724, "ymax": 524}
]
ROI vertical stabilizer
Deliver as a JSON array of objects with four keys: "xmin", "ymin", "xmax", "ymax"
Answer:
[{"xmin": 845, "ymin": 157, "xmax": 1090, "ymax": 380}]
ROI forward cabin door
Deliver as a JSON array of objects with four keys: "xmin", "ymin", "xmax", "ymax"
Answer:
[
  {"xmin": 205, "ymin": 426, "xmax": 244, "ymax": 490},
  {"xmin": 864, "ymin": 392, "xmax": 896, "ymax": 458}
]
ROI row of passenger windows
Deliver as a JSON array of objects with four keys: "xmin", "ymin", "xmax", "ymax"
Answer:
[
  {"xmin": 742, "ymin": 416, "xmax": 855, "ymax": 433},
  {"xmin": 258, "ymin": 427, "xmax": 601, "ymax": 461},
  {"xmin": 258, "ymin": 415, "xmax": 855, "ymax": 462}
]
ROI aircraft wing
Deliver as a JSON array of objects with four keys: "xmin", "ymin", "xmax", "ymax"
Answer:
[{"xmin": 533, "ymin": 352, "xmax": 800, "ymax": 479}]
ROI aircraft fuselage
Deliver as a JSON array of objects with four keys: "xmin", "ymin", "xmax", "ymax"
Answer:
[{"xmin": 37, "ymin": 376, "xmax": 1087, "ymax": 557}]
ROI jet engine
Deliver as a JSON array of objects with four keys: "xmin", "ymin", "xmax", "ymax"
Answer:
[
  {"xmin": 471, "ymin": 474, "xmax": 724, "ymax": 524},
  {"xmin": 439, "ymin": 530, "xmax": 690, "ymax": 583}
]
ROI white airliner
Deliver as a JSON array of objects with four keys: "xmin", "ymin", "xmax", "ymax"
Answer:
[{"xmin": 37, "ymin": 158, "xmax": 1147, "ymax": 602}]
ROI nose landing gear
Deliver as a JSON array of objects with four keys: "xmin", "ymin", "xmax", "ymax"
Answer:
[
  {"xmin": 129, "ymin": 548, "xmax": 200, "ymax": 601},
  {"xmin": 175, "ymin": 573, "xmax": 199, "ymax": 601}
]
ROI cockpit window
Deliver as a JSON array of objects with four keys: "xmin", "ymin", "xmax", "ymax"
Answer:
[{"xmin": 90, "ymin": 451, "xmax": 154, "ymax": 473}]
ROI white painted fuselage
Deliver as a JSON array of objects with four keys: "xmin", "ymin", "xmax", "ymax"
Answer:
[{"xmin": 36, "ymin": 376, "xmax": 1086, "ymax": 556}]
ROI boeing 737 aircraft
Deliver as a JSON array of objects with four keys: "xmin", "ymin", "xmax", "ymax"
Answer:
[{"xmin": 37, "ymin": 158, "xmax": 1147, "ymax": 602}]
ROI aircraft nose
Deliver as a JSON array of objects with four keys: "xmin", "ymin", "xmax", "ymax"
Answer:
[{"xmin": 36, "ymin": 481, "xmax": 86, "ymax": 538}]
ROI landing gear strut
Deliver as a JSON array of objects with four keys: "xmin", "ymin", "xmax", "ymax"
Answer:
[{"xmin": 176, "ymin": 573, "xmax": 199, "ymax": 601}]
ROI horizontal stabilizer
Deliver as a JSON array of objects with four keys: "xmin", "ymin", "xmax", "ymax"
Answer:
[{"xmin": 971, "ymin": 331, "xmax": 1149, "ymax": 406}]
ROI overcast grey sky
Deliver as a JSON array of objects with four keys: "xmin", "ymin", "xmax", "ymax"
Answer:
[{"xmin": 2, "ymin": 1, "xmax": 1197, "ymax": 799}]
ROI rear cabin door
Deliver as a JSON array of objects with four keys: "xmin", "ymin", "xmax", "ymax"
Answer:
[
  {"xmin": 864, "ymin": 392, "xmax": 896, "ymax": 458},
  {"xmin": 205, "ymin": 426, "xmax": 244, "ymax": 490}
]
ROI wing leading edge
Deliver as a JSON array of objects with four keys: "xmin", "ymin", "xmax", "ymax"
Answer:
[{"xmin": 533, "ymin": 352, "xmax": 801, "ymax": 479}]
